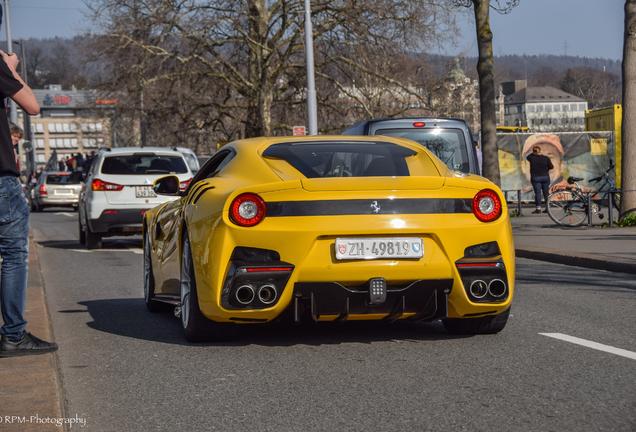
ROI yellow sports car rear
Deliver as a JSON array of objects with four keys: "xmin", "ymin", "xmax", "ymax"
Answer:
[{"xmin": 143, "ymin": 136, "xmax": 514, "ymax": 342}]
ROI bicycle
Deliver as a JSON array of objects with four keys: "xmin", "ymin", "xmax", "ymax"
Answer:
[{"xmin": 546, "ymin": 163, "xmax": 621, "ymax": 227}]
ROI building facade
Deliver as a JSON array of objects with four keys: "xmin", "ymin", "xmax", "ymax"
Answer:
[
  {"xmin": 502, "ymin": 81, "xmax": 588, "ymax": 132},
  {"xmin": 17, "ymin": 85, "xmax": 114, "ymax": 170}
]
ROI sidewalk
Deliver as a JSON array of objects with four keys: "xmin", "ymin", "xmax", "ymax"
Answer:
[
  {"xmin": 511, "ymin": 204, "xmax": 636, "ymax": 274},
  {"xmin": 0, "ymin": 233, "xmax": 65, "ymax": 432}
]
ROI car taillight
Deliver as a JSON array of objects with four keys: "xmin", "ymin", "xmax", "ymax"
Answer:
[
  {"xmin": 39, "ymin": 184, "xmax": 47, "ymax": 195},
  {"xmin": 413, "ymin": 122, "xmax": 425, "ymax": 127},
  {"xmin": 230, "ymin": 193, "xmax": 267, "ymax": 227},
  {"xmin": 92, "ymin": 179, "xmax": 124, "ymax": 191},
  {"xmin": 179, "ymin": 178, "xmax": 192, "ymax": 191},
  {"xmin": 472, "ymin": 189, "xmax": 502, "ymax": 222}
]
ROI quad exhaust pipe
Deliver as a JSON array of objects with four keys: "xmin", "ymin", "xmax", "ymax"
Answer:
[
  {"xmin": 469, "ymin": 279, "xmax": 507, "ymax": 299},
  {"xmin": 234, "ymin": 284, "xmax": 278, "ymax": 305},
  {"xmin": 258, "ymin": 284, "xmax": 277, "ymax": 305},
  {"xmin": 235, "ymin": 284, "xmax": 255, "ymax": 305}
]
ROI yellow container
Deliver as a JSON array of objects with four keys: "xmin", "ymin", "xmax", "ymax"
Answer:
[{"xmin": 585, "ymin": 105, "xmax": 622, "ymax": 187}]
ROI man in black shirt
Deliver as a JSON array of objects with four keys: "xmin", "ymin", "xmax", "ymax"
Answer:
[{"xmin": 0, "ymin": 5, "xmax": 58, "ymax": 357}]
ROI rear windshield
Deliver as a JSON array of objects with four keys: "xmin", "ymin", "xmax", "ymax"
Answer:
[
  {"xmin": 101, "ymin": 155, "xmax": 188, "ymax": 175},
  {"xmin": 262, "ymin": 142, "xmax": 416, "ymax": 178},
  {"xmin": 375, "ymin": 128, "xmax": 469, "ymax": 172},
  {"xmin": 46, "ymin": 174, "xmax": 80, "ymax": 185}
]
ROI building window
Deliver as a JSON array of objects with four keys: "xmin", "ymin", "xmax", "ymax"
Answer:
[
  {"xmin": 536, "ymin": 105, "xmax": 543, "ymax": 112},
  {"xmin": 562, "ymin": 104, "xmax": 569, "ymax": 111},
  {"xmin": 527, "ymin": 105, "xmax": 535, "ymax": 113},
  {"xmin": 36, "ymin": 138, "xmax": 45, "ymax": 149},
  {"xmin": 578, "ymin": 104, "xmax": 586, "ymax": 111},
  {"xmin": 554, "ymin": 104, "xmax": 561, "ymax": 112},
  {"xmin": 570, "ymin": 104, "xmax": 577, "ymax": 111},
  {"xmin": 33, "ymin": 124, "xmax": 44, "ymax": 134},
  {"xmin": 545, "ymin": 105, "xmax": 552, "ymax": 112}
]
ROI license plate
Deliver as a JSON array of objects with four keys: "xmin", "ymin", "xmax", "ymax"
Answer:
[
  {"xmin": 136, "ymin": 186, "xmax": 157, "ymax": 198},
  {"xmin": 54, "ymin": 189, "xmax": 72, "ymax": 195},
  {"xmin": 335, "ymin": 238, "xmax": 424, "ymax": 260}
]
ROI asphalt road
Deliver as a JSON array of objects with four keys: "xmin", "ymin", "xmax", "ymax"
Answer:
[{"xmin": 32, "ymin": 210, "xmax": 636, "ymax": 432}]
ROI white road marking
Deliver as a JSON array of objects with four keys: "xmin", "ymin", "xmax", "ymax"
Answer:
[
  {"xmin": 540, "ymin": 333, "xmax": 636, "ymax": 361},
  {"xmin": 55, "ymin": 212, "xmax": 75, "ymax": 217}
]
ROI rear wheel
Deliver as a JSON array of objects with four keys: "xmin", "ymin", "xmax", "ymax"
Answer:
[
  {"xmin": 547, "ymin": 189, "xmax": 587, "ymax": 227},
  {"xmin": 181, "ymin": 233, "xmax": 236, "ymax": 342},
  {"xmin": 85, "ymin": 220, "xmax": 102, "ymax": 249},
  {"xmin": 442, "ymin": 307, "xmax": 510, "ymax": 335}
]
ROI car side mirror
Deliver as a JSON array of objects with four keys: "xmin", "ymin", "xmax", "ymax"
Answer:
[{"xmin": 154, "ymin": 175, "xmax": 181, "ymax": 196}]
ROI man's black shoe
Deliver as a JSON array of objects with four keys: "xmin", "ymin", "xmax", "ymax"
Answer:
[
  {"xmin": 0, "ymin": 332, "xmax": 58, "ymax": 357},
  {"xmin": 542, "ymin": 209, "xmax": 548, "ymax": 213},
  {"xmin": 531, "ymin": 209, "xmax": 541, "ymax": 214}
]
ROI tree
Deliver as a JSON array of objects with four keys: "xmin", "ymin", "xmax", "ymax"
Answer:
[
  {"xmin": 621, "ymin": 0, "xmax": 636, "ymax": 219},
  {"xmin": 84, "ymin": 0, "xmax": 459, "ymax": 145},
  {"xmin": 560, "ymin": 67, "xmax": 621, "ymax": 109},
  {"xmin": 454, "ymin": 0, "xmax": 520, "ymax": 186}
]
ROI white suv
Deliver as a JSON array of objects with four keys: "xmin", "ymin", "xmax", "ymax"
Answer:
[{"xmin": 78, "ymin": 147, "xmax": 193, "ymax": 249}]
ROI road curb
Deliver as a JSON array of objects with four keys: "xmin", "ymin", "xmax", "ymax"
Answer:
[
  {"xmin": 0, "ymin": 231, "xmax": 65, "ymax": 431},
  {"xmin": 515, "ymin": 246, "xmax": 636, "ymax": 274}
]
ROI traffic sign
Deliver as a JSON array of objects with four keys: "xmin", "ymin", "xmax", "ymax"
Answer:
[{"xmin": 293, "ymin": 126, "xmax": 306, "ymax": 136}]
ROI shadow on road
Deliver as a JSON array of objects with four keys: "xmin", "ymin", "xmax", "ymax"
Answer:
[
  {"xmin": 37, "ymin": 238, "xmax": 143, "ymax": 250},
  {"xmin": 72, "ymin": 298, "xmax": 470, "ymax": 347}
]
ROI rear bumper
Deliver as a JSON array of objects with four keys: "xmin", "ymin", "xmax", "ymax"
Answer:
[
  {"xmin": 37, "ymin": 195, "xmax": 79, "ymax": 206},
  {"xmin": 89, "ymin": 208, "xmax": 150, "ymax": 235},
  {"xmin": 292, "ymin": 279, "xmax": 452, "ymax": 323}
]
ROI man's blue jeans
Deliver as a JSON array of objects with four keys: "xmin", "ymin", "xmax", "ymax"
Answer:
[
  {"xmin": 0, "ymin": 174, "xmax": 30, "ymax": 340},
  {"xmin": 531, "ymin": 175, "xmax": 551, "ymax": 208}
]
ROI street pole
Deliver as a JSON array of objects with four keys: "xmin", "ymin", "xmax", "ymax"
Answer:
[
  {"xmin": 3, "ymin": 1, "xmax": 18, "ymax": 131},
  {"xmin": 15, "ymin": 40, "xmax": 33, "ymax": 176},
  {"xmin": 304, "ymin": 0, "xmax": 318, "ymax": 135}
]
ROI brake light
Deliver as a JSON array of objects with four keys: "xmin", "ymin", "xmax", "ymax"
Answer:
[
  {"xmin": 413, "ymin": 122, "xmax": 426, "ymax": 127},
  {"xmin": 230, "ymin": 193, "xmax": 267, "ymax": 227},
  {"xmin": 180, "ymin": 178, "xmax": 192, "ymax": 191},
  {"xmin": 39, "ymin": 184, "xmax": 47, "ymax": 195},
  {"xmin": 245, "ymin": 267, "xmax": 293, "ymax": 272},
  {"xmin": 472, "ymin": 189, "xmax": 502, "ymax": 222},
  {"xmin": 92, "ymin": 179, "xmax": 124, "ymax": 191}
]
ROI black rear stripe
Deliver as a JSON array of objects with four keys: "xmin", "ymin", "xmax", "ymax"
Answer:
[
  {"xmin": 187, "ymin": 182, "xmax": 208, "ymax": 205},
  {"xmin": 267, "ymin": 198, "xmax": 472, "ymax": 217},
  {"xmin": 193, "ymin": 186, "xmax": 215, "ymax": 205}
]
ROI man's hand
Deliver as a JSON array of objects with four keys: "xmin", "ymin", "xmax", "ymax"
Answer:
[{"xmin": 0, "ymin": 50, "xmax": 18, "ymax": 71}]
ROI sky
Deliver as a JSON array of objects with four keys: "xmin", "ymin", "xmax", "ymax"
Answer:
[{"xmin": 0, "ymin": 0, "xmax": 626, "ymax": 61}]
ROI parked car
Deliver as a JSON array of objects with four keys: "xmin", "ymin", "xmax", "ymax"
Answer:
[
  {"xmin": 78, "ymin": 147, "xmax": 193, "ymax": 249},
  {"xmin": 30, "ymin": 172, "xmax": 81, "ymax": 212},
  {"xmin": 143, "ymin": 135, "xmax": 514, "ymax": 342},
  {"xmin": 173, "ymin": 147, "xmax": 200, "ymax": 174},
  {"xmin": 342, "ymin": 117, "xmax": 480, "ymax": 175}
]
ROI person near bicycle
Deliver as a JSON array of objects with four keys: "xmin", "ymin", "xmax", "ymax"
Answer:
[
  {"xmin": 525, "ymin": 145, "xmax": 554, "ymax": 213},
  {"xmin": 521, "ymin": 133, "xmax": 595, "ymax": 206}
]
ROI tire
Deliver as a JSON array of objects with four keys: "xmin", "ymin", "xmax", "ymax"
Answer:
[
  {"xmin": 442, "ymin": 307, "xmax": 510, "ymax": 335},
  {"xmin": 144, "ymin": 230, "xmax": 170, "ymax": 313},
  {"xmin": 180, "ymin": 233, "xmax": 237, "ymax": 342},
  {"xmin": 85, "ymin": 220, "xmax": 102, "ymax": 249},
  {"xmin": 547, "ymin": 189, "xmax": 587, "ymax": 227},
  {"xmin": 78, "ymin": 213, "xmax": 86, "ymax": 245}
]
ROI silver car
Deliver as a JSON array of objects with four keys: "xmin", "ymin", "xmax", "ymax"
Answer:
[{"xmin": 31, "ymin": 172, "xmax": 81, "ymax": 212}]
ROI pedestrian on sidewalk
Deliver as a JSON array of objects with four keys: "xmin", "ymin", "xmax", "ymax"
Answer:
[
  {"xmin": 0, "ymin": 5, "xmax": 58, "ymax": 357},
  {"xmin": 526, "ymin": 145, "xmax": 553, "ymax": 214}
]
